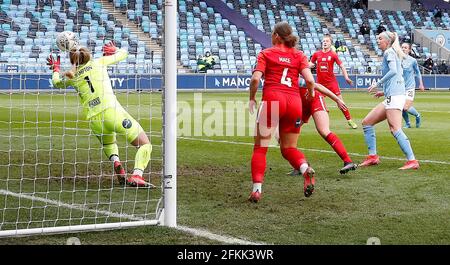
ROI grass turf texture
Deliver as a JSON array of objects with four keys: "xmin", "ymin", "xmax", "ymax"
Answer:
[{"xmin": 0, "ymin": 91, "xmax": 449, "ymax": 244}]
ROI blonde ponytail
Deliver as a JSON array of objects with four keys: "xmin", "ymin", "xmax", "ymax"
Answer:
[
  {"xmin": 382, "ymin": 31, "xmax": 406, "ymax": 60},
  {"xmin": 391, "ymin": 32, "xmax": 406, "ymax": 60}
]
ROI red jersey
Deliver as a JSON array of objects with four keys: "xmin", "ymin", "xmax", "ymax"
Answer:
[
  {"xmin": 253, "ymin": 46, "xmax": 309, "ymax": 95},
  {"xmin": 310, "ymin": 50, "xmax": 342, "ymax": 85}
]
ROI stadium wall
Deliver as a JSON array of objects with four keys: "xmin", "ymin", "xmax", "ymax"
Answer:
[
  {"xmin": 414, "ymin": 29, "xmax": 450, "ymax": 62},
  {"xmin": 1, "ymin": 74, "xmax": 450, "ymax": 90},
  {"xmin": 368, "ymin": 0, "xmax": 410, "ymax": 11}
]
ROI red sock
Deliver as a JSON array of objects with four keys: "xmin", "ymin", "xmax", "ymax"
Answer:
[
  {"xmin": 251, "ymin": 145, "xmax": 268, "ymax": 183},
  {"xmin": 325, "ymin": 132, "xmax": 352, "ymax": 163},
  {"xmin": 341, "ymin": 108, "xmax": 352, "ymax": 120},
  {"xmin": 280, "ymin": 148, "xmax": 307, "ymax": 170}
]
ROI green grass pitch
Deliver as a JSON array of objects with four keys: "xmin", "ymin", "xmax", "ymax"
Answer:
[{"xmin": 0, "ymin": 91, "xmax": 449, "ymax": 244}]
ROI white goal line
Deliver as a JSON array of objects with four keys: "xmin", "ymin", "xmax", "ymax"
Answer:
[{"xmin": 0, "ymin": 189, "xmax": 263, "ymax": 245}]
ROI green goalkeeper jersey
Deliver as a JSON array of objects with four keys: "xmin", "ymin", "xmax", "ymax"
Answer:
[{"xmin": 51, "ymin": 49, "xmax": 128, "ymax": 119}]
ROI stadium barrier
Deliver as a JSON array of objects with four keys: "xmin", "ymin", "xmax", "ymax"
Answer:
[{"xmin": 1, "ymin": 74, "xmax": 450, "ymax": 90}]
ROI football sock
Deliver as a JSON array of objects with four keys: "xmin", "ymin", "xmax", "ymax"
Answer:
[
  {"xmin": 251, "ymin": 145, "xmax": 268, "ymax": 184},
  {"xmin": 325, "ymin": 132, "xmax": 352, "ymax": 163},
  {"xmin": 132, "ymin": 168, "xmax": 144, "ymax": 177},
  {"xmin": 363, "ymin": 125, "xmax": 377, "ymax": 155},
  {"xmin": 299, "ymin": 163, "xmax": 309, "ymax": 175},
  {"xmin": 109, "ymin": 154, "xmax": 120, "ymax": 162},
  {"xmin": 407, "ymin": 106, "xmax": 420, "ymax": 118},
  {"xmin": 342, "ymin": 108, "xmax": 352, "ymax": 120},
  {"xmin": 252, "ymin": 183, "xmax": 262, "ymax": 193},
  {"xmin": 103, "ymin": 143, "xmax": 119, "ymax": 160},
  {"xmin": 393, "ymin": 129, "xmax": 415, "ymax": 161},
  {"xmin": 402, "ymin": 110, "xmax": 410, "ymax": 125},
  {"xmin": 134, "ymin": 143, "xmax": 152, "ymax": 173},
  {"xmin": 281, "ymin": 147, "xmax": 307, "ymax": 171}
]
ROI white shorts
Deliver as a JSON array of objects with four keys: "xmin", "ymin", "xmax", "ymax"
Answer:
[
  {"xmin": 405, "ymin": 88, "xmax": 415, "ymax": 101},
  {"xmin": 382, "ymin": 95, "xmax": 406, "ymax": 110}
]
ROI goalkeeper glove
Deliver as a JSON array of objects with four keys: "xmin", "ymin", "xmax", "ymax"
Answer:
[
  {"xmin": 102, "ymin": 40, "xmax": 117, "ymax": 56},
  {"xmin": 46, "ymin": 54, "xmax": 61, "ymax": 73}
]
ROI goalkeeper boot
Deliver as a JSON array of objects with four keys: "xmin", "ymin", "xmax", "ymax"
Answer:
[
  {"xmin": 347, "ymin": 119, "xmax": 358, "ymax": 129},
  {"xmin": 359, "ymin": 155, "xmax": 380, "ymax": 167},
  {"xmin": 339, "ymin": 162, "xmax": 357, "ymax": 174},
  {"xmin": 113, "ymin": 161, "xmax": 126, "ymax": 185},
  {"xmin": 126, "ymin": 175, "xmax": 155, "ymax": 188},
  {"xmin": 248, "ymin": 190, "xmax": 261, "ymax": 203},
  {"xmin": 399, "ymin": 160, "xmax": 420, "ymax": 170},
  {"xmin": 303, "ymin": 166, "xmax": 315, "ymax": 197}
]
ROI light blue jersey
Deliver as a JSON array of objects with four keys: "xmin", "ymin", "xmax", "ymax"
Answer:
[
  {"xmin": 402, "ymin": 55, "xmax": 422, "ymax": 90},
  {"xmin": 377, "ymin": 48, "xmax": 405, "ymax": 97}
]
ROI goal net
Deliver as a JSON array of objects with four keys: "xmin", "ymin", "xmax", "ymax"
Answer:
[{"xmin": 0, "ymin": 0, "xmax": 177, "ymax": 237}]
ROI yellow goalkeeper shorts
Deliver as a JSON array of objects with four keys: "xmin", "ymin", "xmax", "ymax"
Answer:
[{"xmin": 89, "ymin": 107, "xmax": 144, "ymax": 145}]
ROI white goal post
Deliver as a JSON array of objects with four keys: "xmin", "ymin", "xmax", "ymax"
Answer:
[
  {"xmin": 0, "ymin": 0, "xmax": 177, "ymax": 237},
  {"xmin": 162, "ymin": 0, "xmax": 177, "ymax": 228}
]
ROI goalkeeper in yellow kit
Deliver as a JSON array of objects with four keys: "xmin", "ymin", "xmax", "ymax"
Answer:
[{"xmin": 46, "ymin": 41, "xmax": 153, "ymax": 187}]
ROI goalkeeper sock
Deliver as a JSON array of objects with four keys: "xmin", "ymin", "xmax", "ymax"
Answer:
[
  {"xmin": 251, "ymin": 145, "xmax": 268, "ymax": 184},
  {"xmin": 109, "ymin": 155, "xmax": 120, "ymax": 162},
  {"xmin": 133, "ymin": 143, "xmax": 152, "ymax": 173},
  {"xmin": 103, "ymin": 143, "xmax": 119, "ymax": 161},
  {"xmin": 132, "ymin": 168, "xmax": 144, "ymax": 177}
]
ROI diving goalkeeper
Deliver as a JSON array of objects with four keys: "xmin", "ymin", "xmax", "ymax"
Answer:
[{"xmin": 46, "ymin": 41, "xmax": 153, "ymax": 187}]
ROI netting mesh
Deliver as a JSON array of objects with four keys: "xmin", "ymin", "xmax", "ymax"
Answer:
[{"xmin": 0, "ymin": 63, "xmax": 163, "ymax": 233}]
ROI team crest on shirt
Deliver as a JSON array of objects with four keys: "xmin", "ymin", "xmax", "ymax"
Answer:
[
  {"xmin": 122, "ymin": 119, "xmax": 132, "ymax": 129},
  {"xmin": 319, "ymin": 62, "xmax": 329, "ymax": 72},
  {"xmin": 295, "ymin": 118, "xmax": 301, "ymax": 128}
]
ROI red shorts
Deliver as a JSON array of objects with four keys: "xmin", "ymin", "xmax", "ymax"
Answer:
[
  {"xmin": 299, "ymin": 89, "xmax": 328, "ymax": 124},
  {"xmin": 320, "ymin": 81, "xmax": 341, "ymax": 96},
  {"xmin": 257, "ymin": 90, "xmax": 302, "ymax": 134}
]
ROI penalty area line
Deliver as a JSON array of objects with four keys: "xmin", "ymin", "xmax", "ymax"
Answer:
[{"xmin": 178, "ymin": 137, "xmax": 450, "ymax": 165}]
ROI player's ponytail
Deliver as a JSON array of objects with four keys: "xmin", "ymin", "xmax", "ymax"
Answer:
[
  {"xmin": 391, "ymin": 32, "xmax": 406, "ymax": 60},
  {"xmin": 69, "ymin": 46, "xmax": 92, "ymax": 66},
  {"xmin": 64, "ymin": 47, "xmax": 93, "ymax": 79},
  {"xmin": 284, "ymin": 34, "xmax": 299, "ymax": 48},
  {"xmin": 382, "ymin": 31, "xmax": 406, "ymax": 60},
  {"xmin": 273, "ymin": 21, "xmax": 299, "ymax": 48}
]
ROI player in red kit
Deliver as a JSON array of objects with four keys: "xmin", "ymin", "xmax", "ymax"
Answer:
[
  {"xmin": 248, "ymin": 21, "xmax": 317, "ymax": 202},
  {"xmin": 310, "ymin": 35, "xmax": 358, "ymax": 129},
  {"xmin": 275, "ymin": 81, "xmax": 357, "ymax": 175}
]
